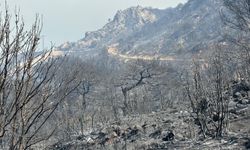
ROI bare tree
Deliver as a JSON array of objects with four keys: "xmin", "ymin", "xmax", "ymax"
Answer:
[
  {"xmin": 185, "ymin": 46, "xmax": 231, "ymax": 138},
  {"xmin": 222, "ymin": 0, "xmax": 250, "ymax": 79},
  {"xmin": 222, "ymin": 0, "xmax": 250, "ymax": 32},
  {"xmin": 118, "ymin": 60, "xmax": 163, "ymax": 116},
  {"xmin": 0, "ymin": 6, "xmax": 79, "ymax": 149},
  {"xmin": 183, "ymin": 0, "xmax": 250, "ymax": 139}
]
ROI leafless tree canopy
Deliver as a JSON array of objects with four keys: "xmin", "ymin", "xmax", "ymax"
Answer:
[
  {"xmin": 0, "ymin": 6, "xmax": 79, "ymax": 150},
  {"xmin": 222, "ymin": 0, "xmax": 250, "ymax": 32}
]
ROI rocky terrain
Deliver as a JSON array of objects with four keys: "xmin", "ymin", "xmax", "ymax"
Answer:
[
  {"xmin": 48, "ymin": 0, "xmax": 250, "ymax": 149},
  {"xmin": 0, "ymin": 0, "xmax": 249, "ymax": 149},
  {"xmin": 47, "ymin": 80, "xmax": 250, "ymax": 150},
  {"xmin": 56, "ymin": 0, "xmax": 225, "ymax": 60}
]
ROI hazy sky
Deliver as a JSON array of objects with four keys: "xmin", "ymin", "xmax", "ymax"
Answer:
[{"xmin": 3, "ymin": 0, "xmax": 187, "ymax": 46}]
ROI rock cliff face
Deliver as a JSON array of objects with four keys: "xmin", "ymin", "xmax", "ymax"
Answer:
[
  {"xmin": 80, "ymin": 6, "xmax": 160, "ymax": 48},
  {"xmin": 57, "ymin": 0, "xmax": 224, "ymax": 59}
]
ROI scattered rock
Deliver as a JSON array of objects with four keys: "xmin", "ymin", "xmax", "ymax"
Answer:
[
  {"xmin": 142, "ymin": 122, "xmax": 148, "ymax": 133},
  {"xmin": 244, "ymin": 139, "xmax": 250, "ymax": 149},
  {"xmin": 50, "ymin": 142, "xmax": 72, "ymax": 150},
  {"xmin": 162, "ymin": 130, "xmax": 175, "ymax": 141},
  {"xmin": 76, "ymin": 134, "xmax": 86, "ymax": 141},
  {"xmin": 47, "ymin": 80, "xmax": 250, "ymax": 150},
  {"xmin": 162, "ymin": 119, "xmax": 173, "ymax": 124},
  {"xmin": 233, "ymin": 81, "xmax": 250, "ymax": 96},
  {"xmin": 239, "ymin": 99, "xmax": 250, "ymax": 105},
  {"xmin": 149, "ymin": 129, "xmax": 161, "ymax": 139},
  {"xmin": 236, "ymin": 104, "xmax": 248, "ymax": 109},
  {"xmin": 233, "ymin": 92, "xmax": 241, "ymax": 98},
  {"xmin": 112, "ymin": 126, "xmax": 121, "ymax": 136},
  {"xmin": 86, "ymin": 137, "xmax": 95, "ymax": 144}
]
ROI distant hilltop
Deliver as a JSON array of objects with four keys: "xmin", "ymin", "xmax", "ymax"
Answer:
[{"xmin": 57, "ymin": 0, "xmax": 225, "ymax": 60}]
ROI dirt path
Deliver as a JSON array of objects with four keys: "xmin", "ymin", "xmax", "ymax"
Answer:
[
  {"xmin": 107, "ymin": 47, "xmax": 178, "ymax": 61},
  {"xmin": 107, "ymin": 46, "xmax": 204, "ymax": 62}
]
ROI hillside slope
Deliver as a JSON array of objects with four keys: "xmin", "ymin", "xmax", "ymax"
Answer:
[{"xmin": 57, "ymin": 0, "xmax": 224, "ymax": 60}]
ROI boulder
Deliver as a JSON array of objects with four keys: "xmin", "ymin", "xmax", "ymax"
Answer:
[
  {"xmin": 122, "ymin": 126, "xmax": 142, "ymax": 142},
  {"xmin": 112, "ymin": 126, "xmax": 121, "ymax": 136},
  {"xmin": 245, "ymin": 139, "xmax": 250, "ymax": 149},
  {"xmin": 239, "ymin": 99, "xmax": 250, "ymax": 105},
  {"xmin": 161, "ymin": 130, "xmax": 175, "ymax": 141},
  {"xmin": 76, "ymin": 134, "xmax": 86, "ymax": 141},
  {"xmin": 233, "ymin": 92, "xmax": 241, "ymax": 98},
  {"xmin": 50, "ymin": 142, "xmax": 72, "ymax": 150},
  {"xmin": 232, "ymin": 81, "xmax": 250, "ymax": 97},
  {"xmin": 236, "ymin": 103, "xmax": 248, "ymax": 109}
]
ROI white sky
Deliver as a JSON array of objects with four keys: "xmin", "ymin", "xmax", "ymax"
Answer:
[{"xmin": 2, "ymin": 0, "xmax": 187, "ymax": 46}]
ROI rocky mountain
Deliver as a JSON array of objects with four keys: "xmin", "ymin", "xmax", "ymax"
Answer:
[{"xmin": 57, "ymin": 0, "xmax": 225, "ymax": 60}]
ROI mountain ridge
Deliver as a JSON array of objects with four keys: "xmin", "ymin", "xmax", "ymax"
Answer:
[{"xmin": 57, "ymin": 0, "xmax": 225, "ymax": 60}]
